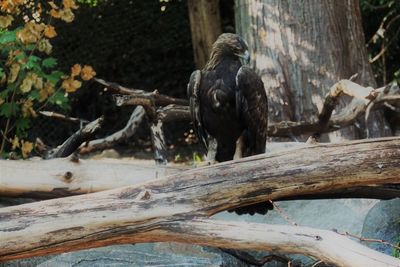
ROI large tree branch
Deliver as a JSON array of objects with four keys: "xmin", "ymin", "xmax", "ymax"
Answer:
[{"xmin": 1, "ymin": 137, "xmax": 399, "ymax": 263}]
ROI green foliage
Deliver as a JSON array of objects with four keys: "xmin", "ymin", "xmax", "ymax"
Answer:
[
  {"xmin": 0, "ymin": 0, "xmax": 94, "ymax": 158},
  {"xmin": 193, "ymin": 151, "xmax": 203, "ymax": 162},
  {"xmin": 77, "ymin": 0, "xmax": 99, "ymax": 7},
  {"xmin": 361, "ymin": 0, "xmax": 400, "ymax": 85},
  {"xmin": 393, "ymin": 235, "xmax": 400, "ymax": 258}
]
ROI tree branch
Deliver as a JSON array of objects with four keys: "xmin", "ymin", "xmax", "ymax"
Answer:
[
  {"xmin": 39, "ymin": 111, "xmax": 89, "ymax": 124},
  {"xmin": 47, "ymin": 116, "xmax": 104, "ymax": 158},
  {"xmin": 78, "ymin": 107, "xmax": 146, "ymax": 154},
  {"xmin": 94, "ymin": 78, "xmax": 188, "ymax": 107}
]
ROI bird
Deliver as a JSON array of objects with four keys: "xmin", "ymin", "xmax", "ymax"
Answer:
[{"xmin": 187, "ymin": 33, "xmax": 270, "ymax": 215}]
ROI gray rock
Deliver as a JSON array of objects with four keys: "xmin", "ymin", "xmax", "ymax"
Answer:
[
  {"xmin": 3, "ymin": 244, "xmax": 249, "ymax": 267},
  {"xmin": 361, "ymin": 198, "xmax": 400, "ymax": 255}
]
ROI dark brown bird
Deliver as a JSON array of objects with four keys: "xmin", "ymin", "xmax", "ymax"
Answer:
[{"xmin": 187, "ymin": 33, "xmax": 270, "ymax": 215}]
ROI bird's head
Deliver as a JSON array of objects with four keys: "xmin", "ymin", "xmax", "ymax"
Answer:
[{"xmin": 205, "ymin": 33, "xmax": 250, "ymax": 70}]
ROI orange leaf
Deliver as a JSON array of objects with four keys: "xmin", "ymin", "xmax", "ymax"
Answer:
[
  {"xmin": 50, "ymin": 9, "xmax": 60, "ymax": 18},
  {"xmin": 81, "ymin": 65, "xmax": 96, "ymax": 81},
  {"xmin": 21, "ymin": 140, "xmax": 33, "ymax": 158},
  {"xmin": 44, "ymin": 25, "xmax": 57, "ymax": 38},
  {"xmin": 63, "ymin": 0, "xmax": 78, "ymax": 9},
  {"xmin": 71, "ymin": 64, "xmax": 81, "ymax": 77},
  {"xmin": 62, "ymin": 77, "xmax": 82, "ymax": 93}
]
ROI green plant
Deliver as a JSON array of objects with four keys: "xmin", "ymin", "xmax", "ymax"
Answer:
[{"xmin": 0, "ymin": 0, "xmax": 95, "ymax": 158}]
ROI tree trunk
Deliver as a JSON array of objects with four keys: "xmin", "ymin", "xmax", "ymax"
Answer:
[
  {"xmin": 188, "ymin": 0, "xmax": 222, "ymax": 68},
  {"xmin": 234, "ymin": 0, "xmax": 391, "ymax": 140},
  {"xmin": 1, "ymin": 137, "xmax": 400, "ymax": 262}
]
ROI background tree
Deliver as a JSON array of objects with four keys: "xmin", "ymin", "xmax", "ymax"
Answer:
[
  {"xmin": 188, "ymin": 0, "xmax": 222, "ymax": 68},
  {"xmin": 234, "ymin": 0, "xmax": 392, "ymax": 141}
]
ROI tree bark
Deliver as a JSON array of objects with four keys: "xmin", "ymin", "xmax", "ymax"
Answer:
[
  {"xmin": 1, "ymin": 137, "xmax": 399, "ymax": 262},
  {"xmin": 188, "ymin": 0, "xmax": 222, "ymax": 68},
  {"xmin": 234, "ymin": 0, "xmax": 391, "ymax": 140}
]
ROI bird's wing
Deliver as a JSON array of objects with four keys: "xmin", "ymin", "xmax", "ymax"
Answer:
[
  {"xmin": 187, "ymin": 70, "xmax": 209, "ymax": 149},
  {"xmin": 236, "ymin": 66, "xmax": 268, "ymax": 155}
]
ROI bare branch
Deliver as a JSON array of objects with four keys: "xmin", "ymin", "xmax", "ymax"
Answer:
[
  {"xmin": 79, "ymin": 107, "xmax": 146, "ymax": 154},
  {"xmin": 47, "ymin": 116, "xmax": 104, "ymax": 158},
  {"xmin": 39, "ymin": 111, "xmax": 89, "ymax": 124},
  {"xmin": 94, "ymin": 78, "xmax": 188, "ymax": 107}
]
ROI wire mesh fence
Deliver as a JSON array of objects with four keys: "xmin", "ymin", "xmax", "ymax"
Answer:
[{"xmin": 31, "ymin": 0, "xmax": 195, "ymax": 146}]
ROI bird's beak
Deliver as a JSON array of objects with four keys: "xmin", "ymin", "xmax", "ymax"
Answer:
[{"xmin": 238, "ymin": 50, "xmax": 250, "ymax": 65}]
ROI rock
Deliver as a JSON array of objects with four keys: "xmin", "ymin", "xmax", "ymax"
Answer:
[
  {"xmin": 2, "ymin": 244, "xmax": 249, "ymax": 267},
  {"xmin": 361, "ymin": 198, "xmax": 400, "ymax": 255}
]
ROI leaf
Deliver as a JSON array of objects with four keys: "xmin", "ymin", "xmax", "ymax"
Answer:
[
  {"xmin": 37, "ymin": 39, "xmax": 52, "ymax": 55},
  {"xmin": 20, "ymin": 74, "xmax": 33, "ymax": 93},
  {"xmin": 16, "ymin": 22, "xmax": 44, "ymax": 44},
  {"xmin": 42, "ymin": 57, "xmax": 57, "ymax": 68},
  {"xmin": 28, "ymin": 90, "xmax": 40, "ymax": 100},
  {"xmin": 0, "ymin": 15, "xmax": 13, "ymax": 29},
  {"xmin": 81, "ymin": 65, "xmax": 96, "ymax": 80},
  {"xmin": 7, "ymin": 63, "xmax": 20, "ymax": 83},
  {"xmin": 21, "ymin": 140, "xmax": 33, "ymax": 158},
  {"xmin": 48, "ymin": 91, "xmax": 70, "ymax": 110},
  {"xmin": 10, "ymin": 135, "xmax": 19, "ymax": 150},
  {"xmin": 39, "ymin": 81, "xmax": 55, "ymax": 102},
  {"xmin": 63, "ymin": 0, "xmax": 79, "ymax": 9},
  {"xmin": 59, "ymin": 8, "xmax": 75, "ymax": 23},
  {"xmin": 71, "ymin": 64, "xmax": 81, "ymax": 77},
  {"xmin": 24, "ymin": 44, "xmax": 36, "ymax": 51},
  {"xmin": 14, "ymin": 51, "xmax": 27, "ymax": 61},
  {"xmin": 44, "ymin": 25, "xmax": 57, "ymax": 38},
  {"xmin": 46, "ymin": 70, "xmax": 64, "ymax": 84},
  {"xmin": 50, "ymin": 9, "xmax": 61, "ymax": 19},
  {"xmin": 24, "ymin": 55, "xmax": 41, "ymax": 70},
  {"xmin": 61, "ymin": 77, "xmax": 81, "ymax": 93},
  {"xmin": 21, "ymin": 99, "xmax": 37, "ymax": 118},
  {"xmin": 0, "ymin": 30, "xmax": 16, "ymax": 44},
  {"xmin": 193, "ymin": 152, "xmax": 203, "ymax": 162},
  {"xmin": 0, "ymin": 86, "xmax": 12, "ymax": 98},
  {"xmin": 15, "ymin": 117, "xmax": 31, "ymax": 136},
  {"xmin": 0, "ymin": 102, "xmax": 19, "ymax": 118}
]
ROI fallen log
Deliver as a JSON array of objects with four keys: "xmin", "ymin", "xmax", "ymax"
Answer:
[
  {"xmin": 0, "ymin": 157, "xmax": 185, "ymax": 198},
  {"xmin": 1, "ymin": 140, "xmax": 399, "ymax": 199},
  {"xmin": 1, "ymin": 137, "xmax": 400, "ymax": 264}
]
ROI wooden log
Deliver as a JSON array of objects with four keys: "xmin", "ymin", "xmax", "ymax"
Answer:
[
  {"xmin": 0, "ymin": 137, "xmax": 400, "ymax": 262},
  {"xmin": 0, "ymin": 157, "xmax": 185, "ymax": 198},
  {"xmin": 0, "ymin": 148, "xmax": 398, "ymax": 200}
]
